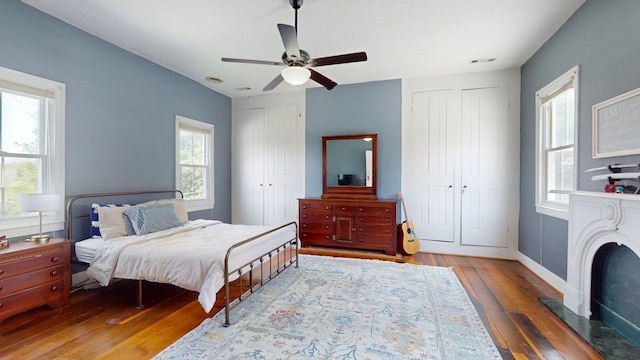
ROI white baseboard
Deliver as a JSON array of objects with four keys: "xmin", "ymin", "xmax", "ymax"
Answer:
[{"xmin": 516, "ymin": 251, "xmax": 567, "ymax": 295}]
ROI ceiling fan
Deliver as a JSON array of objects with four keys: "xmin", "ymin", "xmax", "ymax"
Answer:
[{"xmin": 221, "ymin": 0, "xmax": 367, "ymax": 91}]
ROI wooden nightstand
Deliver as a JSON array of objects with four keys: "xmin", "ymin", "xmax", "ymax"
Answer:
[{"xmin": 0, "ymin": 238, "xmax": 71, "ymax": 324}]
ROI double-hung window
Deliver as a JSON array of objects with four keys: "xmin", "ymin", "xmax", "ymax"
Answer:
[
  {"xmin": 175, "ymin": 116, "xmax": 214, "ymax": 212},
  {"xmin": 0, "ymin": 67, "xmax": 65, "ymax": 238},
  {"xmin": 535, "ymin": 65, "xmax": 578, "ymax": 220}
]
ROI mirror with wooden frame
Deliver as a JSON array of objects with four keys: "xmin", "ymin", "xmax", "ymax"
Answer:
[{"xmin": 322, "ymin": 134, "xmax": 377, "ymax": 199}]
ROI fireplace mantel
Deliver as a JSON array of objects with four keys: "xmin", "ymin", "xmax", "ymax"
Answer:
[{"xmin": 565, "ymin": 191, "xmax": 640, "ymax": 318}]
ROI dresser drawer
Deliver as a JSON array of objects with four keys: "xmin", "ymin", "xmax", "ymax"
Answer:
[
  {"xmin": 334, "ymin": 205, "xmax": 355, "ymax": 214},
  {"xmin": 356, "ymin": 235, "xmax": 393, "ymax": 247},
  {"xmin": 0, "ymin": 265, "xmax": 64, "ymax": 296},
  {"xmin": 357, "ymin": 225, "xmax": 394, "ymax": 236},
  {"xmin": 356, "ymin": 205, "xmax": 394, "ymax": 216},
  {"xmin": 300, "ymin": 232, "xmax": 333, "ymax": 243},
  {"xmin": 300, "ymin": 222, "xmax": 334, "ymax": 233},
  {"xmin": 356, "ymin": 215, "xmax": 393, "ymax": 225},
  {"xmin": 300, "ymin": 212, "xmax": 332, "ymax": 223},
  {"xmin": 299, "ymin": 201, "xmax": 332, "ymax": 213},
  {"xmin": 0, "ymin": 251, "xmax": 64, "ymax": 279}
]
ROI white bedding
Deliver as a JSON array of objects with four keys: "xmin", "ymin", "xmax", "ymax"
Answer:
[
  {"xmin": 75, "ymin": 237, "xmax": 105, "ymax": 263},
  {"xmin": 86, "ymin": 219, "xmax": 296, "ymax": 313}
]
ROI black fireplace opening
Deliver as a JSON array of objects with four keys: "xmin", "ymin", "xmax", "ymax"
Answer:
[{"xmin": 591, "ymin": 243, "xmax": 640, "ymax": 348}]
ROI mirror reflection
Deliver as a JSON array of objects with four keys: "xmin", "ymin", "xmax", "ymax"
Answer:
[{"xmin": 326, "ymin": 139, "xmax": 373, "ymax": 187}]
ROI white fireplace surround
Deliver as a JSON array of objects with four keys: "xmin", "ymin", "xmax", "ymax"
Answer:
[{"xmin": 564, "ymin": 191, "xmax": 640, "ymax": 318}]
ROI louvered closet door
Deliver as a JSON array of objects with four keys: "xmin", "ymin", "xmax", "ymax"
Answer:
[
  {"xmin": 234, "ymin": 108, "xmax": 266, "ymax": 226},
  {"xmin": 263, "ymin": 103, "xmax": 301, "ymax": 226},
  {"xmin": 407, "ymin": 90, "xmax": 458, "ymax": 243},
  {"xmin": 460, "ymin": 87, "xmax": 509, "ymax": 247}
]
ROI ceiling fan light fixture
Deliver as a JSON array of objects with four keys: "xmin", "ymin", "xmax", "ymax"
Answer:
[{"xmin": 281, "ymin": 66, "xmax": 310, "ymax": 85}]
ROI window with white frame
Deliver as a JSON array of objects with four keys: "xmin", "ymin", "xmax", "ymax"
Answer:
[
  {"xmin": 176, "ymin": 116, "xmax": 214, "ymax": 212},
  {"xmin": 0, "ymin": 66, "xmax": 65, "ymax": 238},
  {"xmin": 535, "ymin": 65, "xmax": 578, "ymax": 220}
]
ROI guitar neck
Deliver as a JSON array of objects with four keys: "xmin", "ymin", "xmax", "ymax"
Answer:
[{"xmin": 399, "ymin": 193, "xmax": 411, "ymax": 222}]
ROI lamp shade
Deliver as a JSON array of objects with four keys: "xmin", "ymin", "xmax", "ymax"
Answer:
[
  {"xmin": 19, "ymin": 194, "xmax": 60, "ymax": 212},
  {"xmin": 281, "ymin": 66, "xmax": 311, "ymax": 85}
]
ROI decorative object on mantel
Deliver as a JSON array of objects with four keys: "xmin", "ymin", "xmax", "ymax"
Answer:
[
  {"xmin": 586, "ymin": 163, "xmax": 640, "ymax": 194},
  {"xmin": 592, "ymin": 86, "xmax": 640, "ymax": 158},
  {"xmin": 153, "ymin": 255, "xmax": 501, "ymax": 359},
  {"xmin": 0, "ymin": 235, "xmax": 7, "ymax": 248}
]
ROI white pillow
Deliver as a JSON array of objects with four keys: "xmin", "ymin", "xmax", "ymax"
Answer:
[
  {"xmin": 97, "ymin": 205, "xmax": 132, "ymax": 240},
  {"xmin": 140, "ymin": 198, "xmax": 188, "ymax": 224}
]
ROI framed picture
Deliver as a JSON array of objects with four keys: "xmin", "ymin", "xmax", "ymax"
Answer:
[{"xmin": 592, "ymin": 86, "xmax": 640, "ymax": 158}]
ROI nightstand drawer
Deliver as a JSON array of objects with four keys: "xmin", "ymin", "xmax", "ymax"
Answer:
[
  {"xmin": 0, "ymin": 279, "xmax": 65, "ymax": 313},
  {"xmin": 0, "ymin": 265, "xmax": 63, "ymax": 295},
  {"xmin": 0, "ymin": 250, "xmax": 64, "ymax": 279}
]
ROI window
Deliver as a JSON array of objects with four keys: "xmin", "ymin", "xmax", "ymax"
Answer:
[
  {"xmin": 0, "ymin": 66, "xmax": 65, "ymax": 238},
  {"xmin": 176, "ymin": 116, "xmax": 214, "ymax": 212},
  {"xmin": 535, "ymin": 66, "xmax": 578, "ymax": 220}
]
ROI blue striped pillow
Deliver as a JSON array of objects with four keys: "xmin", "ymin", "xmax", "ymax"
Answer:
[{"xmin": 123, "ymin": 204, "xmax": 183, "ymax": 236}]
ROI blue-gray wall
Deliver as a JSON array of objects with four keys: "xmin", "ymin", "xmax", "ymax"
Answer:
[
  {"xmin": 0, "ymin": 0, "xmax": 232, "ymax": 230},
  {"xmin": 520, "ymin": 0, "xmax": 640, "ymax": 279},
  {"xmin": 305, "ymin": 80, "xmax": 402, "ymax": 200}
]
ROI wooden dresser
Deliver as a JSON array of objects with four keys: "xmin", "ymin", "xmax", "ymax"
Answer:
[
  {"xmin": 299, "ymin": 198, "xmax": 397, "ymax": 255},
  {"xmin": 0, "ymin": 238, "xmax": 71, "ymax": 324}
]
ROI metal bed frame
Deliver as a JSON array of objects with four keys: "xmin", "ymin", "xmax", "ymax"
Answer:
[{"xmin": 66, "ymin": 189, "xmax": 299, "ymax": 326}]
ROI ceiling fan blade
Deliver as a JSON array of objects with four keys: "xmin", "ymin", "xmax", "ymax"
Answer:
[
  {"xmin": 309, "ymin": 69, "xmax": 337, "ymax": 90},
  {"xmin": 277, "ymin": 23, "xmax": 301, "ymax": 60},
  {"xmin": 311, "ymin": 52, "xmax": 368, "ymax": 67},
  {"xmin": 221, "ymin": 57, "xmax": 284, "ymax": 66},
  {"xmin": 263, "ymin": 74, "xmax": 284, "ymax": 92}
]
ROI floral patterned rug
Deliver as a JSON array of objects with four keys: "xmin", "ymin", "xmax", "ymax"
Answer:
[{"xmin": 154, "ymin": 255, "xmax": 501, "ymax": 359}]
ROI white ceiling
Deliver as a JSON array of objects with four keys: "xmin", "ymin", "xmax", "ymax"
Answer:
[{"xmin": 23, "ymin": 0, "xmax": 585, "ymax": 98}]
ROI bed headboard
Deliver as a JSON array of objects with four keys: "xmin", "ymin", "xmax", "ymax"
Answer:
[{"xmin": 66, "ymin": 189, "xmax": 183, "ymax": 241}]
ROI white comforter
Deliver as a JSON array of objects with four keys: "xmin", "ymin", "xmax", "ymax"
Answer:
[{"xmin": 86, "ymin": 219, "xmax": 296, "ymax": 313}]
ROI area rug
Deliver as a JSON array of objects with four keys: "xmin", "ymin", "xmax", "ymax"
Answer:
[{"xmin": 154, "ymin": 255, "xmax": 501, "ymax": 359}]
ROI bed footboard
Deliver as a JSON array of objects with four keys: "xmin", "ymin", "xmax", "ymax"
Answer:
[{"xmin": 223, "ymin": 221, "xmax": 299, "ymax": 326}]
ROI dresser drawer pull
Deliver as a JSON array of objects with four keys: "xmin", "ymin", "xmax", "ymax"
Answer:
[
  {"xmin": 302, "ymin": 224, "xmax": 307, "ymax": 228},
  {"xmin": 341, "ymin": 207, "xmax": 347, "ymax": 211},
  {"xmin": 325, "ymin": 215, "xmax": 330, "ymax": 219},
  {"xmin": 0, "ymin": 285, "xmax": 3, "ymax": 292},
  {"xmin": 302, "ymin": 233, "xmax": 308, "ymax": 237},
  {"xmin": 325, "ymin": 235, "xmax": 330, "ymax": 239},
  {"xmin": 0, "ymin": 269, "xmax": 4, "ymax": 275},
  {"xmin": 51, "ymin": 256, "xmax": 60, "ymax": 263},
  {"xmin": 302, "ymin": 205, "xmax": 307, "ymax": 209},
  {"xmin": 385, "ymin": 218, "xmax": 390, "ymax": 222},
  {"xmin": 385, "ymin": 229, "xmax": 390, "ymax": 233},
  {"xmin": 325, "ymin": 225, "xmax": 330, "ymax": 229},
  {"xmin": 325, "ymin": 206, "xmax": 330, "ymax": 210},
  {"xmin": 303, "ymin": 214, "xmax": 307, "ymax": 218},
  {"xmin": 50, "ymin": 270, "xmax": 58, "ymax": 277},
  {"xmin": 0, "ymin": 302, "xmax": 3, "ymax": 309},
  {"xmin": 51, "ymin": 285, "xmax": 58, "ymax": 292}
]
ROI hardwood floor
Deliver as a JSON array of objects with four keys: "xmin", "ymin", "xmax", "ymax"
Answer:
[{"xmin": 0, "ymin": 250, "xmax": 603, "ymax": 359}]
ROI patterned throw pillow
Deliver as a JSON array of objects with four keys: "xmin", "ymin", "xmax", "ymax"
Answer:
[{"xmin": 123, "ymin": 204, "xmax": 183, "ymax": 236}]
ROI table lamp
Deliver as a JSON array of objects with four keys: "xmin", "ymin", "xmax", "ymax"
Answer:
[{"xmin": 20, "ymin": 193, "xmax": 60, "ymax": 243}]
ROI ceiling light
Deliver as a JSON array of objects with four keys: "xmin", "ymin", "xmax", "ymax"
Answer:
[{"xmin": 281, "ymin": 66, "xmax": 311, "ymax": 85}]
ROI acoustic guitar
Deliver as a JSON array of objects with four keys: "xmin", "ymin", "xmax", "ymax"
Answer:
[{"xmin": 397, "ymin": 193, "xmax": 420, "ymax": 255}]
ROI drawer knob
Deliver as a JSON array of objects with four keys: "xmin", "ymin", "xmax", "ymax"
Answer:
[
  {"xmin": 0, "ymin": 269, "xmax": 4, "ymax": 275},
  {"xmin": 51, "ymin": 270, "xmax": 58, "ymax": 277},
  {"xmin": 51, "ymin": 285, "xmax": 58, "ymax": 292},
  {"xmin": 385, "ymin": 219, "xmax": 390, "ymax": 222},
  {"xmin": 0, "ymin": 285, "xmax": 3, "ymax": 291},
  {"xmin": 325, "ymin": 235, "xmax": 330, "ymax": 239},
  {"xmin": 51, "ymin": 256, "xmax": 60, "ymax": 263},
  {"xmin": 303, "ymin": 214, "xmax": 307, "ymax": 218},
  {"xmin": 303, "ymin": 234, "xmax": 308, "ymax": 237},
  {"xmin": 302, "ymin": 224, "xmax": 307, "ymax": 228},
  {"xmin": 325, "ymin": 215, "xmax": 330, "ymax": 219},
  {"xmin": 302, "ymin": 205, "xmax": 307, "ymax": 209},
  {"xmin": 0, "ymin": 303, "xmax": 3, "ymax": 309},
  {"xmin": 325, "ymin": 206, "xmax": 329, "ymax": 210},
  {"xmin": 325, "ymin": 225, "xmax": 329, "ymax": 229},
  {"xmin": 341, "ymin": 207, "xmax": 346, "ymax": 211},
  {"xmin": 385, "ymin": 208, "xmax": 390, "ymax": 212}
]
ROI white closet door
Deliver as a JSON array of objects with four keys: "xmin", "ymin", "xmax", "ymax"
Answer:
[
  {"xmin": 263, "ymin": 103, "xmax": 301, "ymax": 226},
  {"xmin": 234, "ymin": 108, "xmax": 266, "ymax": 225},
  {"xmin": 407, "ymin": 90, "xmax": 458, "ymax": 242},
  {"xmin": 460, "ymin": 87, "xmax": 509, "ymax": 247}
]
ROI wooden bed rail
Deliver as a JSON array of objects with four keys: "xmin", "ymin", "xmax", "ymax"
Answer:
[{"xmin": 223, "ymin": 221, "xmax": 299, "ymax": 326}]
